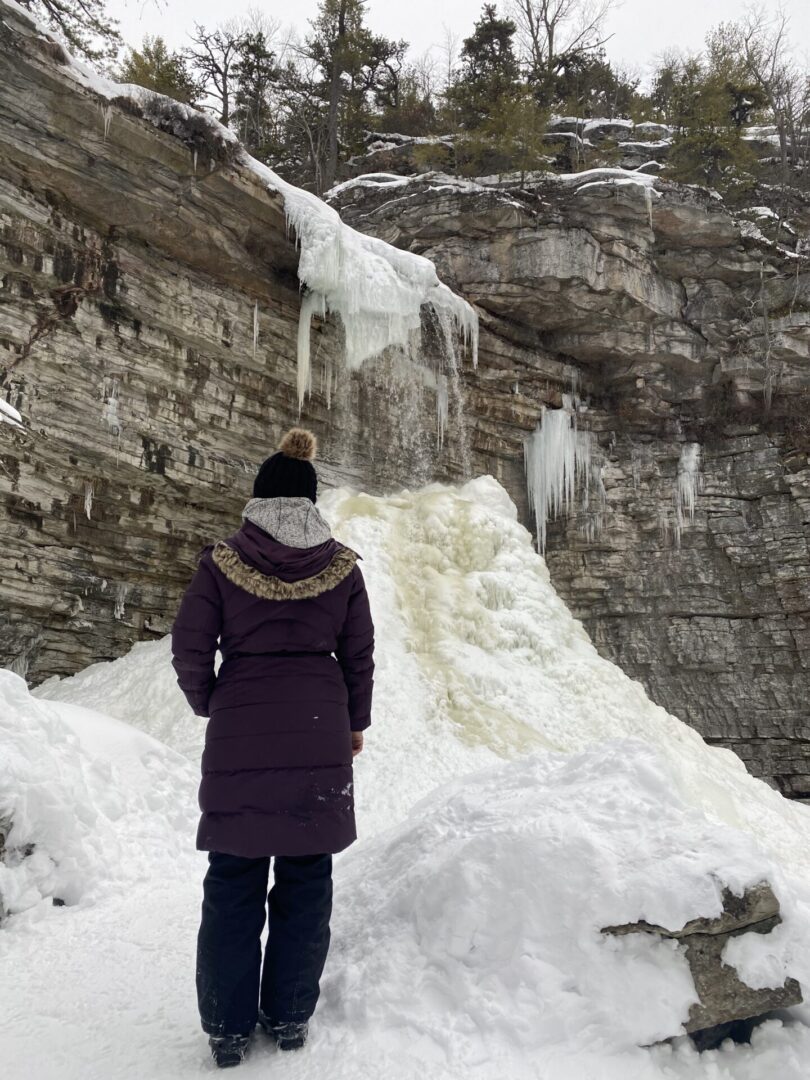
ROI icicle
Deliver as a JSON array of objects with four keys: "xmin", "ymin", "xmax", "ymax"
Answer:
[
  {"xmin": 113, "ymin": 583, "xmax": 129, "ymax": 620},
  {"xmin": 99, "ymin": 103, "xmax": 112, "ymax": 140},
  {"xmin": 0, "ymin": 398, "xmax": 23, "ymax": 429},
  {"xmin": 673, "ymin": 442, "xmax": 703, "ymax": 547},
  {"xmin": 324, "ymin": 353, "xmax": 333, "ymax": 410},
  {"xmin": 102, "ymin": 377, "xmax": 120, "ymax": 436},
  {"xmin": 524, "ymin": 395, "xmax": 595, "ymax": 553},
  {"xmin": 84, "ymin": 481, "xmax": 93, "ymax": 520},
  {"xmin": 436, "ymin": 374, "xmax": 449, "ymax": 448},
  {"xmin": 297, "ymin": 291, "xmax": 327, "ymax": 412},
  {"xmin": 192, "ymin": 148, "xmax": 198, "ymax": 175},
  {"xmin": 658, "ymin": 507, "xmax": 671, "ymax": 542},
  {"xmin": 644, "ymin": 184, "xmax": 654, "ymax": 230},
  {"xmin": 252, "ymin": 301, "xmax": 259, "ymax": 360}
]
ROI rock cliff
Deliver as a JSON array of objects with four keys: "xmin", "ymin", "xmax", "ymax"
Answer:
[
  {"xmin": 330, "ymin": 170, "xmax": 810, "ymax": 801},
  {"xmin": 1, "ymin": 0, "xmax": 808, "ymax": 800},
  {"xmin": 0, "ymin": 1, "xmax": 474, "ymax": 682}
]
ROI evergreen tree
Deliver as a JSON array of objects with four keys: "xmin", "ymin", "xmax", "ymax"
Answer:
[
  {"xmin": 512, "ymin": 0, "xmax": 618, "ymax": 108},
  {"xmin": 445, "ymin": 4, "xmax": 521, "ymax": 130},
  {"xmin": 649, "ymin": 52, "xmax": 684, "ymax": 124},
  {"xmin": 665, "ymin": 56, "xmax": 758, "ymax": 191},
  {"xmin": 375, "ymin": 66, "xmax": 438, "ymax": 135},
  {"xmin": 119, "ymin": 37, "xmax": 198, "ymax": 103},
  {"xmin": 443, "ymin": 4, "xmax": 547, "ymax": 177},
  {"xmin": 553, "ymin": 51, "xmax": 640, "ymax": 118},
  {"xmin": 19, "ymin": 0, "xmax": 120, "ymax": 61},
  {"xmin": 305, "ymin": 0, "xmax": 407, "ymax": 191},
  {"xmin": 462, "ymin": 85, "xmax": 548, "ymax": 178},
  {"xmin": 232, "ymin": 32, "xmax": 280, "ymax": 161}
]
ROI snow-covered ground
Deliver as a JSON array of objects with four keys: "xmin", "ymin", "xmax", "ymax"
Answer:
[{"xmin": 3, "ymin": 477, "xmax": 810, "ymax": 1079}]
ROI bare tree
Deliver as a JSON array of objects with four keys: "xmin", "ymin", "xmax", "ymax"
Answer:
[
  {"xmin": 243, "ymin": 7, "xmax": 296, "ymax": 64},
  {"xmin": 437, "ymin": 23, "xmax": 461, "ymax": 94},
  {"xmin": 738, "ymin": 7, "xmax": 808, "ymax": 175},
  {"xmin": 510, "ymin": 0, "xmax": 616, "ymax": 88},
  {"xmin": 411, "ymin": 50, "xmax": 441, "ymax": 103},
  {"xmin": 276, "ymin": 54, "xmax": 330, "ymax": 191},
  {"xmin": 185, "ymin": 21, "xmax": 246, "ymax": 125}
]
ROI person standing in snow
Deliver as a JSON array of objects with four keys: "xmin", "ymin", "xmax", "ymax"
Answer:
[{"xmin": 170, "ymin": 428, "xmax": 375, "ymax": 1069}]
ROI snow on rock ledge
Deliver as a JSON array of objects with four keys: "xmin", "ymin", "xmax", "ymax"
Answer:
[{"xmin": 0, "ymin": 0, "xmax": 477, "ymax": 413}]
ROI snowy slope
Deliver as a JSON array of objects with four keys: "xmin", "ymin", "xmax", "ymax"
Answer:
[{"xmin": 4, "ymin": 477, "xmax": 810, "ymax": 1079}]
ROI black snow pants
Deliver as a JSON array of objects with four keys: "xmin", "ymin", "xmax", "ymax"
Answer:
[{"xmin": 196, "ymin": 851, "xmax": 333, "ymax": 1038}]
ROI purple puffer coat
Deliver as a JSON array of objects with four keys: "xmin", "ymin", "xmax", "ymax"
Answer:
[{"xmin": 170, "ymin": 513, "xmax": 374, "ymax": 858}]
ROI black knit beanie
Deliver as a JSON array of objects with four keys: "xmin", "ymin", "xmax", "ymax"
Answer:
[{"xmin": 252, "ymin": 428, "xmax": 318, "ymax": 503}]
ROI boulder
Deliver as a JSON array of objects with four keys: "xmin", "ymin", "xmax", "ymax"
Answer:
[{"xmin": 603, "ymin": 882, "xmax": 802, "ymax": 1034}]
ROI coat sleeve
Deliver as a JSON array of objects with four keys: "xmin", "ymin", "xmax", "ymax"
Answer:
[
  {"xmin": 335, "ymin": 563, "xmax": 375, "ymax": 732},
  {"xmin": 171, "ymin": 547, "xmax": 222, "ymax": 718}
]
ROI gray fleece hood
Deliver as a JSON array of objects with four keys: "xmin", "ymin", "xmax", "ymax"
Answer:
[{"xmin": 241, "ymin": 496, "xmax": 332, "ymax": 549}]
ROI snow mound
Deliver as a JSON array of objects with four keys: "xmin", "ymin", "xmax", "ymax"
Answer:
[
  {"xmin": 325, "ymin": 741, "xmax": 779, "ymax": 1063},
  {"xmin": 22, "ymin": 476, "xmax": 810, "ymax": 1078},
  {"xmin": 35, "ymin": 637, "xmax": 211, "ymax": 760},
  {"xmin": 0, "ymin": 669, "xmax": 197, "ymax": 916}
]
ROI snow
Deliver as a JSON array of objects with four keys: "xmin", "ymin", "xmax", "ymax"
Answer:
[
  {"xmin": 7, "ymin": 476, "xmax": 810, "ymax": 1078},
  {"xmin": 334, "ymin": 744, "xmax": 781, "ymax": 1065},
  {"xmin": 0, "ymin": 669, "xmax": 196, "ymax": 917},
  {"xmin": 582, "ymin": 117, "xmax": 635, "ymax": 136},
  {"xmin": 557, "ymin": 166, "xmax": 660, "ymax": 187},
  {"xmin": 619, "ymin": 139, "xmax": 673, "ymax": 151},
  {"xmin": 328, "ymin": 173, "xmax": 414, "ymax": 197},
  {"xmin": 246, "ymin": 156, "xmax": 479, "ymax": 413},
  {"xmin": 746, "ymin": 206, "xmax": 779, "ymax": 219},
  {"xmin": 0, "ymin": 398, "xmax": 23, "ymax": 428},
  {"xmin": 743, "ymin": 133, "xmax": 782, "ymax": 147},
  {"xmin": 1, "ymin": 0, "xmax": 478, "ymax": 419}
]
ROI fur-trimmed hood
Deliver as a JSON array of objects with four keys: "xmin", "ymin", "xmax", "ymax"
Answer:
[
  {"xmin": 212, "ymin": 540, "xmax": 358, "ymax": 600},
  {"xmin": 206, "ymin": 501, "xmax": 360, "ymax": 600}
]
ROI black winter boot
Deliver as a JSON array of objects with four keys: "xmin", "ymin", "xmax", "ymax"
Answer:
[
  {"xmin": 209, "ymin": 1034, "xmax": 249, "ymax": 1068},
  {"xmin": 258, "ymin": 1012, "xmax": 309, "ymax": 1051}
]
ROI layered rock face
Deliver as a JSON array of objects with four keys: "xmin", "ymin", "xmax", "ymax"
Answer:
[
  {"xmin": 330, "ymin": 172, "xmax": 810, "ymax": 800},
  {"xmin": 1, "ymin": 2, "xmax": 808, "ymax": 800},
  {"xmin": 0, "ymin": 4, "xmax": 473, "ymax": 682}
]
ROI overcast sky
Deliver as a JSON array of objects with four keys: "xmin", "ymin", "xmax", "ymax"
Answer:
[{"xmin": 107, "ymin": 0, "xmax": 810, "ymax": 80}]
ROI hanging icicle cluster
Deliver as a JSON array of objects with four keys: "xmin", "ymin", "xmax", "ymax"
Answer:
[
  {"xmin": 524, "ymin": 395, "xmax": 598, "ymax": 554},
  {"xmin": 37, "ymin": 23, "xmax": 479, "ymax": 453},
  {"xmin": 674, "ymin": 442, "xmax": 703, "ymax": 545}
]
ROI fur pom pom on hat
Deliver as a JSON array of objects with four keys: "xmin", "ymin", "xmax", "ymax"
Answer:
[
  {"xmin": 252, "ymin": 427, "xmax": 319, "ymax": 503},
  {"xmin": 278, "ymin": 427, "xmax": 317, "ymax": 461}
]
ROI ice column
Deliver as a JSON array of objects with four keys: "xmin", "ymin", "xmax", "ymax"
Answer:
[
  {"xmin": 524, "ymin": 396, "xmax": 595, "ymax": 553},
  {"xmin": 674, "ymin": 442, "xmax": 702, "ymax": 546}
]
